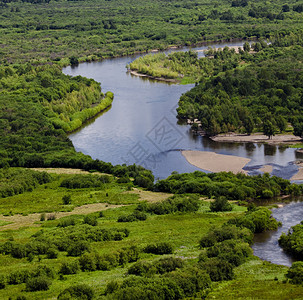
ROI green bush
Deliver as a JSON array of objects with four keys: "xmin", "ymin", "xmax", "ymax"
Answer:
[
  {"xmin": 26, "ymin": 276, "xmax": 51, "ymax": 291},
  {"xmin": 67, "ymin": 241, "xmax": 90, "ymax": 257},
  {"xmin": 286, "ymin": 261, "xmax": 303, "ymax": 284},
  {"xmin": 210, "ymin": 196, "xmax": 232, "ymax": 212},
  {"xmin": 62, "ymin": 194, "xmax": 72, "ymax": 205},
  {"xmin": 144, "ymin": 242, "xmax": 174, "ymax": 255},
  {"xmin": 57, "ymin": 284, "xmax": 94, "ymax": 300},
  {"xmin": 59, "ymin": 260, "xmax": 80, "ymax": 275},
  {"xmin": 199, "ymin": 257, "xmax": 234, "ymax": 281},
  {"xmin": 83, "ymin": 215, "xmax": 98, "ymax": 226},
  {"xmin": 199, "ymin": 225, "xmax": 253, "ymax": 248}
]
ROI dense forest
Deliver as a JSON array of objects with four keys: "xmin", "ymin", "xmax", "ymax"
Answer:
[
  {"xmin": 0, "ymin": 0, "xmax": 303, "ymax": 298},
  {"xmin": 129, "ymin": 33, "xmax": 303, "ymax": 137},
  {"xmin": 177, "ymin": 38, "xmax": 303, "ymax": 136},
  {"xmin": 0, "ymin": 0, "xmax": 303, "ymax": 64}
]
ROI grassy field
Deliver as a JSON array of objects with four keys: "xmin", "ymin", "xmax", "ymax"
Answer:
[{"xmin": 0, "ymin": 170, "xmax": 302, "ymax": 299}]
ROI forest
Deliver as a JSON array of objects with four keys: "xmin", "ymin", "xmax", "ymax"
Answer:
[
  {"xmin": 0, "ymin": 0, "xmax": 303, "ymax": 298},
  {"xmin": 129, "ymin": 33, "xmax": 303, "ymax": 137}
]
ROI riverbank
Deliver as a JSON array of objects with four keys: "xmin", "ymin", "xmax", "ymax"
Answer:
[
  {"xmin": 128, "ymin": 70, "xmax": 178, "ymax": 83},
  {"xmin": 211, "ymin": 133, "xmax": 301, "ymax": 145},
  {"xmin": 182, "ymin": 150, "xmax": 250, "ymax": 174}
]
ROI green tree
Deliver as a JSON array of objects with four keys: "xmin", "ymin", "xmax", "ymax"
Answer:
[
  {"xmin": 263, "ymin": 120, "xmax": 275, "ymax": 139},
  {"xmin": 243, "ymin": 42, "xmax": 250, "ymax": 52}
]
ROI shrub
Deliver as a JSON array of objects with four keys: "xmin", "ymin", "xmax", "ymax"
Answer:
[
  {"xmin": 67, "ymin": 241, "xmax": 90, "ymax": 257},
  {"xmin": 210, "ymin": 196, "xmax": 232, "ymax": 212},
  {"xmin": 8, "ymin": 269, "xmax": 31, "ymax": 285},
  {"xmin": 79, "ymin": 252, "xmax": 97, "ymax": 272},
  {"xmin": 62, "ymin": 194, "xmax": 72, "ymax": 205},
  {"xmin": 286, "ymin": 261, "xmax": 303, "ymax": 284},
  {"xmin": 117, "ymin": 211, "xmax": 147, "ymax": 222},
  {"xmin": 58, "ymin": 284, "xmax": 94, "ymax": 300},
  {"xmin": 59, "ymin": 260, "xmax": 80, "ymax": 275},
  {"xmin": 0, "ymin": 274, "xmax": 6, "ymax": 289},
  {"xmin": 144, "ymin": 242, "xmax": 174, "ymax": 255},
  {"xmin": 128, "ymin": 260, "xmax": 155, "ymax": 276},
  {"xmin": 199, "ymin": 257, "xmax": 234, "ymax": 281},
  {"xmin": 57, "ymin": 217, "xmax": 76, "ymax": 227},
  {"xmin": 26, "ymin": 276, "xmax": 51, "ymax": 291},
  {"xmin": 40, "ymin": 213, "xmax": 46, "ymax": 221},
  {"xmin": 155, "ymin": 257, "xmax": 184, "ymax": 274},
  {"xmin": 199, "ymin": 225, "xmax": 253, "ymax": 248},
  {"xmin": 83, "ymin": 215, "xmax": 98, "ymax": 226},
  {"xmin": 47, "ymin": 247, "xmax": 58, "ymax": 259}
]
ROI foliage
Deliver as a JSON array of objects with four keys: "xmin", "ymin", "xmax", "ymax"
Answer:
[
  {"xmin": 176, "ymin": 40, "xmax": 303, "ymax": 136},
  {"xmin": 199, "ymin": 224, "xmax": 253, "ymax": 247},
  {"xmin": 57, "ymin": 284, "xmax": 94, "ymax": 300},
  {"xmin": 128, "ymin": 49, "xmax": 240, "ymax": 83},
  {"xmin": 279, "ymin": 221, "xmax": 303, "ymax": 259},
  {"xmin": 286, "ymin": 261, "xmax": 303, "ymax": 284},
  {"xmin": 228, "ymin": 207, "xmax": 280, "ymax": 233},
  {"xmin": 154, "ymin": 171, "xmax": 296, "ymax": 201},
  {"xmin": 118, "ymin": 211, "xmax": 147, "ymax": 222},
  {"xmin": 136, "ymin": 194, "xmax": 200, "ymax": 215},
  {"xmin": 26, "ymin": 276, "xmax": 51, "ymax": 292},
  {"xmin": 144, "ymin": 242, "xmax": 174, "ymax": 255},
  {"xmin": 0, "ymin": 168, "xmax": 51, "ymax": 198},
  {"xmin": 210, "ymin": 196, "xmax": 233, "ymax": 212}
]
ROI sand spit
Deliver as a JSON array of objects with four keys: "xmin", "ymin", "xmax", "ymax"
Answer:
[{"xmin": 182, "ymin": 150, "xmax": 250, "ymax": 174}]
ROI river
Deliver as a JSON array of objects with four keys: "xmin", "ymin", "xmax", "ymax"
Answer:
[
  {"xmin": 252, "ymin": 199, "xmax": 303, "ymax": 267},
  {"xmin": 63, "ymin": 41, "xmax": 302, "ymax": 181},
  {"xmin": 63, "ymin": 41, "xmax": 303, "ymax": 266}
]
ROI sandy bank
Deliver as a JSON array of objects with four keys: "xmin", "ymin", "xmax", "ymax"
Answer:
[
  {"xmin": 211, "ymin": 133, "xmax": 301, "ymax": 145},
  {"xmin": 129, "ymin": 70, "xmax": 178, "ymax": 83},
  {"xmin": 182, "ymin": 150, "xmax": 250, "ymax": 174},
  {"xmin": 259, "ymin": 165, "xmax": 273, "ymax": 174},
  {"xmin": 291, "ymin": 162, "xmax": 303, "ymax": 181}
]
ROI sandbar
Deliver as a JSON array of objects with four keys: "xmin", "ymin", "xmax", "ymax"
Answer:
[
  {"xmin": 259, "ymin": 165, "xmax": 273, "ymax": 174},
  {"xmin": 211, "ymin": 133, "xmax": 301, "ymax": 145},
  {"xmin": 182, "ymin": 150, "xmax": 250, "ymax": 174},
  {"xmin": 291, "ymin": 162, "xmax": 303, "ymax": 181}
]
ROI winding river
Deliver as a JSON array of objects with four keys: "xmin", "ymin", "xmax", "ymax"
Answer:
[{"xmin": 63, "ymin": 41, "xmax": 303, "ymax": 266}]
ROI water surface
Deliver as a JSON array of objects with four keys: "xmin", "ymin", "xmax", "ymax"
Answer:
[{"xmin": 63, "ymin": 42, "xmax": 301, "ymax": 180}]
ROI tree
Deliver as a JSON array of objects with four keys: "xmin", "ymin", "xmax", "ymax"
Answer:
[
  {"xmin": 293, "ymin": 122, "xmax": 303, "ymax": 138},
  {"xmin": 210, "ymin": 196, "xmax": 232, "ymax": 212},
  {"xmin": 275, "ymin": 115, "xmax": 287, "ymax": 133},
  {"xmin": 263, "ymin": 120, "xmax": 275, "ymax": 139},
  {"xmin": 243, "ymin": 116, "xmax": 254, "ymax": 135},
  {"xmin": 69, "ymin": 56, "xmax": 79, "ymax": 66},
  {"xmin": 243, "ymin": 42, "xmax": 250, "ymax": 52}
]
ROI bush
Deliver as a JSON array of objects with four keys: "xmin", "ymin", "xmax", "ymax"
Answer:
[
  {"xmin": 200, "ymin": 257, "xmax": 234, "ymax": 281},
  {"xmin": 144, "ymin": 242, "xmax": 174, "ymax": 255},
  {"xmin": 67, "ymin": 241, "xmax": 90, "ymax": 257},
  {"xmin": 83, "ymin": 215, "xmax": 98, "ymax": 226},
  {"xmin": 8, "ymin": 269, "xmax": 31, "ymax": 285},
  {"xmin": 46, "ymin": 247, "xmax": 58, "ymax": 259},
  {"xmin": 62, "ymin": 194, "xmax": 72, "ymax": 205},
  {"xmin": 117, "ymin": 211, "xmax": 147, "ymax": 222},
  {"xmin": 128, "ymin": 260, "xmax": 155, "ymax": 276},
  {"xmin": 59, "ymin": 260, "xmax": 80, "ymax": 275},
  {"xmin": 26, "ymin": 276, "xmax": 51, "ymax": 291},
  {"xmin": 58, "ymin": 284, "xmax": 94, "ymax": 300},
  {"xmin": 210, "ymin": 196, "xmax": 232, "ymax": 212},
  {"xmin": 0, "ymin": 275, "xmax": 6, "ymax": 289},
  {"xmin": 286, "ymin": 261, "xmax": 303, "ymax": 284},
  {"xmin": 57, "ymin": 217, "xmax": 76, "ymax": 227},
  {"xmin": 199, "ymin": 225, "xmax": 253, "ymax": 248},
  {"xmin": 79, "ymin": 252, "xmax": 97, "ymax": 272}
]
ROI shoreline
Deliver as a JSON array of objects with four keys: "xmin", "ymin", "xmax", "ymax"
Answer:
[
  {"xmin": 128, "ymin": 70, "xmax": 179, "ymax": 83},
  {"xmin": 182, "ymin": 150, "xmax": 251, "ymax": 174},
  {"xmin": 210, "ymin": 133, "xmax": 302, "ymax": 145}
]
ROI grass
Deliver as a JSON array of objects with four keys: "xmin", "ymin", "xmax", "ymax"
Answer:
[
  {"xmin": 207, "ymin": 259, "xmax": 303, "ymax": 299},
  {"xmin": 0, "ymin": 172, "xmax": 302, "ymax": 299}
]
